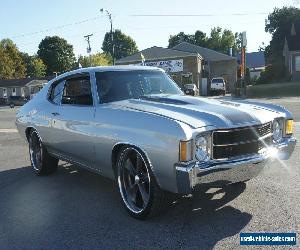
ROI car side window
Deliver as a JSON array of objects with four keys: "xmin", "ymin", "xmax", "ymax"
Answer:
[
  {"xmin": 61, "ymin": 76, "xmax": 93, "ymax": 106},
  {"xmin": 49, "ymin": 80, "xmax": 65, "ymax": 105}
]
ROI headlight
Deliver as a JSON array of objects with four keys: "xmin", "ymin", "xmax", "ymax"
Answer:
[
  {"xmin": 272, "ymin": 120, "xmax": 283, "ymax": 142},
  {"xmin": 195, "ymin": 134, "xmax": 211, "ymax": 161}
]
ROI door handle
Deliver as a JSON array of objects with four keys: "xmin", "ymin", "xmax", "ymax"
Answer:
[{"xmin": 51, "ymin": 112, "xmax": 60, "ymax": 116}]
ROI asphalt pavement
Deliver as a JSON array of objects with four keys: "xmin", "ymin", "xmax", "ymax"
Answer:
[{"xmin": 0, "ymin": 97, "xmax": 299, "ymax": 249}]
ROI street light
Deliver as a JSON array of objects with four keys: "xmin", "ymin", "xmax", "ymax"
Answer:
[{"xmin": 100, "ymin": 8, "xmax": 114, "ymax": 65}]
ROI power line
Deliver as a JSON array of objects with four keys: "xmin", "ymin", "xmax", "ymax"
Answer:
[
  {"xmin": 15, "ymin": 30, "xmax": 107, "ymax": 46},
  {"xmin": 5, "ymin": 12, "xmax": 268, "ymax": 40},
  {"xmin": 15, "ymin": 19, "xmax": 264, "ymax": 47},
  {"xmin": 130, "ymin": 12, "xmax": 268, "ymax": 17},
  {"xmin": 8, "ymin": 15, "xmax": 102, "ymax": 39}
]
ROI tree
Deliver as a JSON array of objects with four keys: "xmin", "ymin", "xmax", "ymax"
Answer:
[
  {"xmin": 102, "ymin": 29, "xmax": 138, "ymax": 60},
  {"xmin": 207, "ymin": 27, "xmax": 222, "ymax": 51},
  {"xmin": 37, "ymin": 36, "xmax": 76, "ymax": 75},
  {"xmin": 194, "ymin": 31, "xmax": 207, "ymax": 47},
  {"xmin": 265, "ymin": 7, "xmax": 300, "ymax": 64},
  {"xmin": 30, "ymin": 58, "xmax": 46, "ymax": 77},
  {"xmin": 168, "ymin": 28, "xmax": 239, "ymax": 55},
  {"xmin": 0, "ymin": 47, "xmax": 14, "ymax": 79},
  {"xmin": 258, "ymin": 42, "xmax": 266, "ymax": 52},
  {"xmin": 0, "ymin": 39, "xmax": 26, "ymax": 79},
  {"xmin": 256, "ymin": 63, "xmax": 289, "ymax": 84},
  {"xmin": 259, "ymin": 7, "xmax": 300, "ymax": 83},
  {"xmin": 220, "ymin": 29, "xmax": 238, "ymax": 54},
  {"xmin": 168, "ymin": 32, "xmax": 195, "ymax": 48},
  {"xmin": 78, "ymin": 53, "xmax": 112, "ymax": 67},
  {"xmin": 21, "ymin": 53, "xmax": 46, "ymax": 77}
]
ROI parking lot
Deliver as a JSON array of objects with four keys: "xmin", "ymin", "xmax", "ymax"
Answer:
[{"xmin": 0, "ymin": 97, "xmax": 299, "ymax": 249}]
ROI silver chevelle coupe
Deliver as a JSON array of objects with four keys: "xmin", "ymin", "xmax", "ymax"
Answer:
[{"xmin": 16, "ymin": 66, "xmax": 296, "ymax": 219}]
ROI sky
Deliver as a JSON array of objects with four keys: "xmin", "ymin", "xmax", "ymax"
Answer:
[{"xmin": 0, "ymin": 0, "xmax": 299, "ymax": 58}]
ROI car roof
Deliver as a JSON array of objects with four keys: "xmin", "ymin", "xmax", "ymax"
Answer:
[
  {"xmin": 50, "ymin": 66, "xmax": 164, "ymax": 83},
  {"xmin": 212, "ymin": 77, "xmax": 224, "ymax": 80}
]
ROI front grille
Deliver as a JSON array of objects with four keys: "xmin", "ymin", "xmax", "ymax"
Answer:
[{"xmin": 212, "ymin": 123, "xmax": 272, "ymax": 160}]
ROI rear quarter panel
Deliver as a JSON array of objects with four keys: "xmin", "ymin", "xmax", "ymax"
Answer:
[{"xmin": 16, "ymin": 84, "xmax": 53, "ymax": 144}]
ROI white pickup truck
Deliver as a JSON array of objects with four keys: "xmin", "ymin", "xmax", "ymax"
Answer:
[{"xmin": 210, "ymin": 77, "xmax": 226, "ymax": 96}]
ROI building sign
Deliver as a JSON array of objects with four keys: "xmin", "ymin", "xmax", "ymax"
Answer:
[{"xmin": 134, "ymin": 59, "xmax": 183, "ymax": 73}]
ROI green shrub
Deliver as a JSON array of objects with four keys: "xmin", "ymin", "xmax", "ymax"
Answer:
[{"xmin": 256, "ymin": 63, "xmax": 290, "ymax": 85}]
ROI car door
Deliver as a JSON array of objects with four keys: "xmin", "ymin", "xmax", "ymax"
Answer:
[{"xmin": 50, "ymin": 73, "xmax": 96, "ymax": 168}]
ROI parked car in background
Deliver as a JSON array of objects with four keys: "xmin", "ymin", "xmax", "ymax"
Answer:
[
  {"xmin": 210, "ymin": 77, "xmax": 226, "ymax": 95},
  {"xmin": 16, "ymin": 66, "xmax": 296, "ymax": 219},
  {"xmin": 184, "ymin": 84, "xmax": 199, "ymax": 96},
  {"xmin": 0, "ymin": 98, "xmax": 6, "ymax": 105},
  {"xmin": 7, "ymin": 96, "xmax": 28, "ymax": 108}
]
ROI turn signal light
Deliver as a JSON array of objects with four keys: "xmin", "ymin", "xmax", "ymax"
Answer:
[
  {"xmin": 286, "ymin": 120, "xmax": 294, "ymax": 135},
  {"xmin": 179, "ymin": 140, "xmax": 193, "ymax": 162}
]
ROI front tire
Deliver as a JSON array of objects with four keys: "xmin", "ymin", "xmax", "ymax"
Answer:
[
  {"xmin": 117, "ymin": 146, "xmax": 170, "ymax": 219},
  {"xmin": 29, "ymin": 130, "xmax": 58, "ymax": 175}
]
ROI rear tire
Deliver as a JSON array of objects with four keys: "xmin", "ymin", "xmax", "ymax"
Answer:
[
  {"xmin": 29, "ymin": 130, "xmax": 58, "ymax": 176},
  {"xmin": 117, "ymin": 146, "xmax": 170, "ymax": 219}
]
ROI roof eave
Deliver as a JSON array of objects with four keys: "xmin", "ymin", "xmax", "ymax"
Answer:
[{"xmin": 116, "ymin": 54, "xmax": 199, "ymax": 64}]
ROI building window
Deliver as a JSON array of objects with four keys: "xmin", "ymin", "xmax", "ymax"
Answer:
[
  {"xmin": 3, "ymin": 88, "xmax": 7, "ymax": 98},
  {"xmin": 12, "ymin": 88, "xmax": 16, "ymax": 96},
  {"xmin": 295, "ymin": 56, "xmax": 300, "ymax": 72}
]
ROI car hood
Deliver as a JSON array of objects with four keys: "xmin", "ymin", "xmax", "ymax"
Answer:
[{"xmin": 113, "ymin": 95, "xmax": 283, "ymax": 129}]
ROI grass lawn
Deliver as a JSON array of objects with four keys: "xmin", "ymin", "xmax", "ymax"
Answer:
[{"xmin": 246, "ymin": 81, "xmax": 300, "ymax": 98}]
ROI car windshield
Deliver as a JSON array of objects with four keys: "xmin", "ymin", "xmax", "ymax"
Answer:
[
  {"xmin": 212, "ymin": 79, "xmax": 224, "ymax": 83},
  {"xmin": 95, "ymin": 70, "xmax": 183, "ymax": 103}
]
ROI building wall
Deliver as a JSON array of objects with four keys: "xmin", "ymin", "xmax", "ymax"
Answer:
[
  {"xmin": 209, "ymin": 60, "xmax": 237, "ymax": 92},
  {"xmin": 0, "ymin": 87, "xmax": 24, "ymax": 98},
  {"xmin": 283, "ymin": 40, "xmax": 289, "ymax": 70},
  {"xmin": 7, "ymin": 88, "xmax": 13, "ymax": 97},
  {"xmin": 0, "ymin": 88, "xmax": 4, "ymax": 104},
  {"xmin": 0, "ymin": 80, "xmax": 48, "ymax": 103},
  {"xmin": 169, "ymin": 56, "xmax": 201, "ymax": 89},
  {"xmin": 291, "ymin": 52, "xmax": 300, "ymax": 81},
  {"xmin": 25, "ymin": 87, "xmax": 30, "ymax": 97},
  {"xmin": 16, "ymin": 87, "xmax": 22, "ymax": 96}
]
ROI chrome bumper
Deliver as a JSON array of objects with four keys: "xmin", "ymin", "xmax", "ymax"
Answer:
[{"xmin": 175, "ymin": 136, "xmax": 296, "ymax": 194}]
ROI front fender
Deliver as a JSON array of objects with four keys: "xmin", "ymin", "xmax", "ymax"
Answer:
[{"xmin": 94, "ymin": 106, "xmax": 195, "ymax": 193}]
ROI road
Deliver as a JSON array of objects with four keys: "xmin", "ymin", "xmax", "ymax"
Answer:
[{"xmin": 0, "ymin": 97, "xmax": 299, "ymax": 249}]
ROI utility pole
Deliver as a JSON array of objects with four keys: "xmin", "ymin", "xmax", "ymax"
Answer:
[
  {"xmin": 240, "ymin": 31, "xmax": 247, "ymax": 96},
  {"xmin": 84, "ymin": 34, "xmax": 93, "ymax": 66},
  {"xmin": 100, "ymin": 8, "xmax": 114, "ymax": 65}
]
